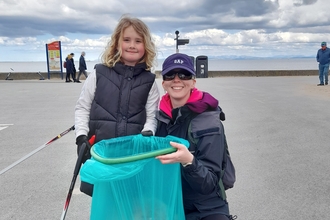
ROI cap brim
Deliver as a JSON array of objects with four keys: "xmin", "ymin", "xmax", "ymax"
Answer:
[{"xmin": 162, "ymin": 65, "xmax": 195, "ymax": 75}]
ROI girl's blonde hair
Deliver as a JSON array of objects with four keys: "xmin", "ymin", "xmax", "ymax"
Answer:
[{"xmin": 101, "ymin": 15, "xmax": 156, "ymax": 71}]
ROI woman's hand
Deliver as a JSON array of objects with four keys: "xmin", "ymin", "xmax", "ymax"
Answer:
[{"xmin": 156, "ymin": 141, "xmax": 193, "ymax": 165}]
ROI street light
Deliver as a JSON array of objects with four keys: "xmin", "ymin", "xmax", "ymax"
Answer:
[{"xmin": 175, "ymin": 30, "xmax": 189, "ymax": 53}]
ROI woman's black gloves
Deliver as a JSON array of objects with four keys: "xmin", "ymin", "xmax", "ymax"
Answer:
[{"xmin": 76, "ymin": 135, "xmax": 92, "ymax": 163}]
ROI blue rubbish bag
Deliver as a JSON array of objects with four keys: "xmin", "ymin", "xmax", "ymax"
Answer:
[{"xmin": 80, "ymin": 134, "xmax": 189, "ymax": 220}]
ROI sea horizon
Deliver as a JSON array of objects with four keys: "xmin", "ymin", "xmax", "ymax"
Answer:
[{"xmin": 0, "ymin": 57, "xmax": 318, "ymax": 73}]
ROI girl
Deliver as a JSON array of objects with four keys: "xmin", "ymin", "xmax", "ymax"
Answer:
[{"xmin": 74, "ymin": 15, "xmax": 160, "ymax": 196}]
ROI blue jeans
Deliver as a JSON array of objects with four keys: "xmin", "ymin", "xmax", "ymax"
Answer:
[{"xmin": 318, "ymin": 63, "xmax": 329, "ymax": 84}]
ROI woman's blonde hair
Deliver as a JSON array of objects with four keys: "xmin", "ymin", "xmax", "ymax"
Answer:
[{"xmin": 101, "ymin": 15, "xmax": 156, "ymax": 71}]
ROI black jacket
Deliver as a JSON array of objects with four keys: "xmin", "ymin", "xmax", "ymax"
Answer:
[
  {"xmin": 79, "ymin": 55, "xmax": 87, "ymax": 71},
  {"xmin": 155, "ymin": 90, "xmax": 229, "ymax": 218},
  {"xmin": 65, "ymin": 57, "xmax": 74, "ymax": 74}
]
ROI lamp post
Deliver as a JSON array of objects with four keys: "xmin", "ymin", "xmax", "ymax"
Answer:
[{"xmin": 175, "ymin": 30, "xmax": 189, "ymax": 53}]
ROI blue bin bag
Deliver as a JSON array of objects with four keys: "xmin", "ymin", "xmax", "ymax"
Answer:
[{"xmin": 80, "ymin": 134, "xmax": 189, "ymax": 220}]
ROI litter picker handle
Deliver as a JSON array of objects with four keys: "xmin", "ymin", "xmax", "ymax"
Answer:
[
  {"xmin": 89, "ymin": 135, "xmax": 95, "ymax": 146},
  {"xmin": 60, "ymin": 143, "xmax": 87, "ymax": 220},
  {"xmin": 73, "ymin": 143, "xmax": 86, "ymax": 176}
]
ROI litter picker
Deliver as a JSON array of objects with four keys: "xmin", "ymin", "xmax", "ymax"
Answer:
[
  {"xmin": 60, "ymin": 143, "xmax": 86, "ymax": 220},
  {"xmin": 60, "ymin": 135, "xmax": 95, "ymax": 220},
  {"xmin": 5, "ymin": 68, "xmax": 14, "ymax": 80},
  {"xmin": 37, "ymin": 71, "xmax": 45, "ymax": 80},
  {"xmin": 0, "ymin": 125, "xmax": 75, "ymax": 175}
]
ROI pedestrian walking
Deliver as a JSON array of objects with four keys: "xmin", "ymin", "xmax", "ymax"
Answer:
[
  {"xmin": 316, "ymin": 42, "xmax": 330, "ymax": 86},
  {"xmin": 76, "ymin": 51, "xmax": 88, "ymax": 83}
]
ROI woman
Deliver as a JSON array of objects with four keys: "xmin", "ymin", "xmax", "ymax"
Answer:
[{"xmin": 155, "ymin": 53, "xmax": 235, "ymax": 220}]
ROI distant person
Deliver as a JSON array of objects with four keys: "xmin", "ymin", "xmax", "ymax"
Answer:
[
  {"xmin": 70, "ymin": 52, "xmax": 77, "ymax": 82},
  {"xmin": 155, "ymin": 53, "xmax": 236, "ymax": 220},
  {"xmin": 76, "ymin": 51, "xmax": 88, "ymax": 83},
  {"xmin": 74, "ymin": 15, "xmax": 160, "ymax": 196},
  {"xmin": 65, "ymin": 54, "xmax": 74, "ymax": 82},
  {"xmin": 316, "ymin": 42, "xmax": 330, "ymax": 86}
]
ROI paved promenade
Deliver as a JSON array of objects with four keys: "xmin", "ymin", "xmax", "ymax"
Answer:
[
  {"xmin": 0, "ymin": 76, "xmax": 329, "ymax": 220},
  {"xmin": 0, "ymin": 69, "xmax": 319, "ymax": 80}
]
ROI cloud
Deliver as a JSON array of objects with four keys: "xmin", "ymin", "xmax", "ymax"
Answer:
[{"xmin": 0, "ymin": 0, "xmax": 329, "ymax": 61}]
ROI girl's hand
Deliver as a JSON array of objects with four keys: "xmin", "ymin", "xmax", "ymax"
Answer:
[{"xmin": 156, "ymin": 141, "xmax": 193, "ymax": 165}]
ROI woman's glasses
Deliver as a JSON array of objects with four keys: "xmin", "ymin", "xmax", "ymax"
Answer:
[{"xmin": 163, "ymin": 72, "xmax": 195, "ymax": 81}]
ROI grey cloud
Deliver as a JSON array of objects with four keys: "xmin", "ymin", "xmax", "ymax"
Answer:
[
  {"xmin": 0, "ymin": 15, "xmax": 111, "ymax": 38},
  {"xmin": 184, "ymin": 0, "xmax": 279, "ymax": 17},
  {"xmin": 232, "ymin": 0, "xmax": 279, "ymax": 17},
  {"xmin": 143, "ymin": 0, "xmax": 280, "ymax": 33},
  {"xmin": 0, "ymin": 0, "xmax": 329, "ymax": 61},
  {"xmin": 303, "ymin": 0, "xmax": 318, "ymax": 4},
  {"xmin": 294, "ymin": 0, "xmax": 318, "ymax": 6},
  {"xmin": 0, "ymin": 0, "xmax": 282, "ymax": 38}
]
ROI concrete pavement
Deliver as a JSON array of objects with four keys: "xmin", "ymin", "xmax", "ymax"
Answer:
[{"xmin": 0, "ymin": 76, "xmax": 329, "ymax": 219}]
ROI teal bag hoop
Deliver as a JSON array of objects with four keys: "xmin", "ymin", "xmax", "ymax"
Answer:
[
  {"xmin": 90, "ymin": 134, "xmax": 189, "ymax": 164},
  {"xmin": 91, "ymin": 146, "xmax": 177, "ymax": 164}
]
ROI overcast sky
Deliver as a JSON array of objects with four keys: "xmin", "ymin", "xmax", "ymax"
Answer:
[{"xmin": 0, "ymin": 0, "xmax": 329, "ymax": 61}]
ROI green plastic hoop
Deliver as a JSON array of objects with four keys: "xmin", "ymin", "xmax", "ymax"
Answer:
[{"xmin": 90, "ymin": 146, "xmax": 177, "ymax": 165}]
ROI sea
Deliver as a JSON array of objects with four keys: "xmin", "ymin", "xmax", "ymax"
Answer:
[{"xmin": 0, "ymin": 58, "xmax": 318, "ymax": 73}]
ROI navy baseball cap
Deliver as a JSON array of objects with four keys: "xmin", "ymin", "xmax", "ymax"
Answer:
[
  {"xmin": 321, "ymin": 42, "xmax": 327, "ymax": 46},
  {"xmin": 162, "ymin": 53, "xmax": 195, "ymax": 75}
]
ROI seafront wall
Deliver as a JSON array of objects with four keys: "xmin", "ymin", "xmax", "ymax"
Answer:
[{"xmin": 0, "ymin": 70, "xmax": 319, "ymax": 80}]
